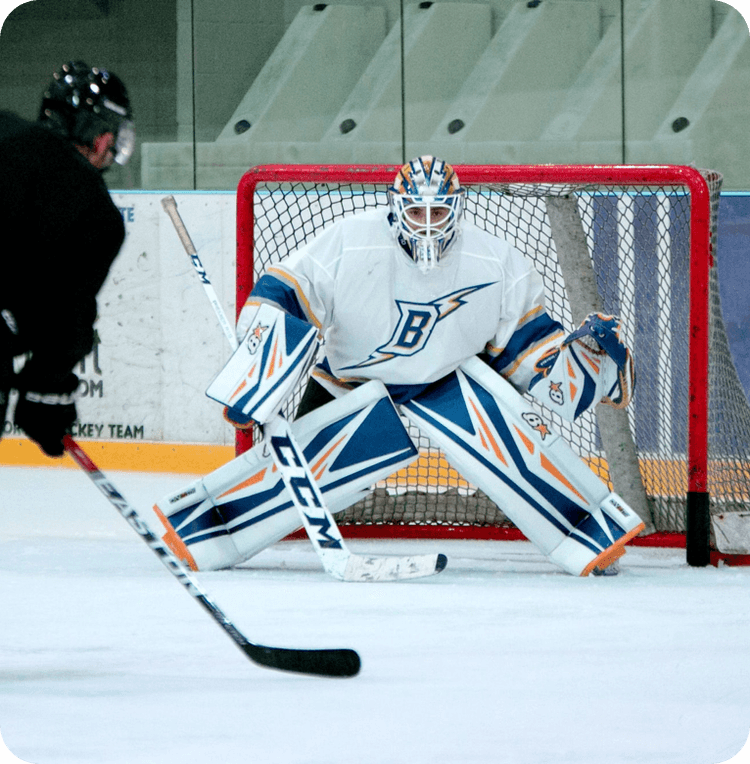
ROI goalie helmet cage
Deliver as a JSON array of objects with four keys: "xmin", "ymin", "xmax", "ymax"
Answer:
[{"xmin": 236, "ymin": 164, "xmax": 750, "ymax": 567}]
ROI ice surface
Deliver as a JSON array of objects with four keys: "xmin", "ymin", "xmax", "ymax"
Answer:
[{"xmin": 1, "ymin": 464, "xmax": 749, "ymax": 764}]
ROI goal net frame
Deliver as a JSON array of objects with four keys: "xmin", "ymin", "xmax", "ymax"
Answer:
[{"xmin": 235, "ymin": 163, "xmax": 748, "ymax": 567}]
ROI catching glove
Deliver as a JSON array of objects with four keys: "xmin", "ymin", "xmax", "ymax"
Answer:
[{"xmin": 561, "ymin": 313, "xmax": 635, "ymax": 409}]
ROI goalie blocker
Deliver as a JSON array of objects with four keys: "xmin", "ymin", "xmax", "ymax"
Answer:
[{"xmin": 206, "ymin": 302, "xmax": 319, "ymax": 427}]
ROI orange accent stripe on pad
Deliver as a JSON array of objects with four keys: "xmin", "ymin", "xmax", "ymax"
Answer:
[
  {"xmin": 217, "ymin": 469, "xmax": 267, "ymax": 499},
  {"xmin": 540, "ymin": 453, "xmax": 588, "ymax": 504},
  {"xmin": 513, "ymin": 425, "xmax": 535, "ymax": 455},
  {"xmin": 267, "ymin": 339, "xmax": 279, "ymax": 377},
  {"xmin": 311, "ymin": 435, "xmax": 347, "ymax": 474},
  {"xmin": 230, "ymin": 378, "xmax": 248, "ymax": 400},
  {"xmin": 469, "ymin": 400, "xmax": 507, "ymax": 466},
  {"xmin": 153, "ymin": 505, "xmax": 199, "ymax": 572}
]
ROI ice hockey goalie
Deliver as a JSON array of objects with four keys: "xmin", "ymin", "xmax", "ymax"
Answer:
[{"xmin": 155, "ymin": 156, "xmax": 643, "ymax": 576}]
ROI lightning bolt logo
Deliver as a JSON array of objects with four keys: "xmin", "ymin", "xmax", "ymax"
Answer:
[{"xmin": 344, "ymin": 282, "xmax": 495, "ymax": 369}]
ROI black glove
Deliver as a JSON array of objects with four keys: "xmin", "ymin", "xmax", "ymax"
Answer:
[
  {"xmin": 0, "ymin": 355, "xmax": 12, "ymax": 441},
  {"xmin": 14, "ymin": 372, "xmax": 79, "ymax": 457},
  {"xmin": 1, "ymin": 310, "xmax": 19, "ymax": 443},
  {"xmin": 0, "ymin": 387, "xmax": 9, "ymax": 441}
]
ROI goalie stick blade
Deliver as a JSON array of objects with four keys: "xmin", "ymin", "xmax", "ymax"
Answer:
[
  {"xmin": 340, "ymin": 552, "xmax": 448, "ymax": 583},
  {"xmin": 243, "ymin": 643, "xmax": 361, "ymax": 678}
]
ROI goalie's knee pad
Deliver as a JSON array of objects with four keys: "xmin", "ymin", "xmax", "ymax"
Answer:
[
  {"xmin": 154, "ymin": 381, "xmax": 418, "ymax": 571},
  {"xmin": 402, "ymin": 357, "xmax": 644, "ymax": 576}
]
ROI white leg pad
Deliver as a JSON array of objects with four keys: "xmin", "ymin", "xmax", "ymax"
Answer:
[
  {"xmin": 402, "ymin": 357, "xmax": 644, "ymax": 575},
  {"xmin": 153, "ymin": 478, "xmax": 242, "ymax": 571},
  {"xmin": 154, "ymin": 381, "xmax": 418, "ymax": 570}
]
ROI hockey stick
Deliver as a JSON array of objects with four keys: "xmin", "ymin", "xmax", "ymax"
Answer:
[
  {"xmin": 63, "ymin": 435, "xmax": 360, "ymax": 677},
  {"xmin": 161, "ymin": 195, "xmax": 446, "ymax": 582}
]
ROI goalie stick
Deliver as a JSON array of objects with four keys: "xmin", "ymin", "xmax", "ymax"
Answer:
[
  {"xmin": 63, "ymin": 435, "xmax": 361, "ymax": 677},
  {"xmin": 161, "ymin": 195, "xmax": 447, "ymax": 582}
]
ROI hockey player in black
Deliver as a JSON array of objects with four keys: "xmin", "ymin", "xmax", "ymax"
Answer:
[{"xmin": 0, "ymin": 61, "xmax": 134, "ymax": 456}]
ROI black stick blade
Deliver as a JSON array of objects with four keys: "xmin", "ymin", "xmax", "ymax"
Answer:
[
  {"xmin": 64, "ymin": 436, "xmax": 363, "ymax": 681},
  {"xmin": 243, "ymin": 644, "xmax": 361, "ymax": 677}
]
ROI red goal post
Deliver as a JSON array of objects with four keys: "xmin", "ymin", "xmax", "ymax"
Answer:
[{"xmin": 235, "ymin": 163, "xmax": 749, "ymax": 566}]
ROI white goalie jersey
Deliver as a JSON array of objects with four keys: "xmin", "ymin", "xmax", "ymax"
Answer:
[{"xmin": 240, "ymin": 207, "xmax": 567, "ymax": 403}]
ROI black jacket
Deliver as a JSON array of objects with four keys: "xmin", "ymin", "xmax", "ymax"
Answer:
[{"xmin": 0, "ymin": 111, "xmax": 125, "ymax": 389}]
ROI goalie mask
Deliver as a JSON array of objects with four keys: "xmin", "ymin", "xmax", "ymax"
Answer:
[
  {"xmin": 388, "ymin": 156, "xmax": 464, "ymax": 273},
  {"xmin": 39, "ymin": 61, "xmax": 135, "ymax": 166}
]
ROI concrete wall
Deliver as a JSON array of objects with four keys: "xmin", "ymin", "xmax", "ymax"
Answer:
[
  {"xmin": 137, "ymin": 0, "xmax": 750, "ymax": 190},
  {"xmin": 2, "ymin": 1, "xmax": 749, "ymax": 189},
  {"xmin": 176, "ymin": 0, "xmax": 286, "ymax": 143},
  {"xmin": 218, "ymin": 4, "xmax": 388, "ymax": 142},
  {"xmin": 1, "ymin": 189, "xmax": 747, "ymax": 465}
]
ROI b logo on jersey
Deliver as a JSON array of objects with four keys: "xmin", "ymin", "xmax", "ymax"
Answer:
[{"xmin": 344, "ymin": 283, "xmax": 495, "ymax": 369}]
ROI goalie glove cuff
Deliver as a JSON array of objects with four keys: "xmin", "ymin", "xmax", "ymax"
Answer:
[{"xmin": 601, "ymin": 352, "xmax": 636, "ymax": 409}]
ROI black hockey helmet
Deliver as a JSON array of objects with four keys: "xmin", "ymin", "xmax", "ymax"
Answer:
[{"xmin": 39, "ymin": 60, "xmax": 135, "ymax": 165}]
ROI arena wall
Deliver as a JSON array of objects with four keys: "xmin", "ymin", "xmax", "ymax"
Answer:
[{"xmin": 1, "ymin": 189, "xmax": 748, "ymax": 474}]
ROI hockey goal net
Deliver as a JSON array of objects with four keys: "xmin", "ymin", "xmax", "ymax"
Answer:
[{"xmin": 236, "ymin": 164, "xmax": 750, "ymax": 563}]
